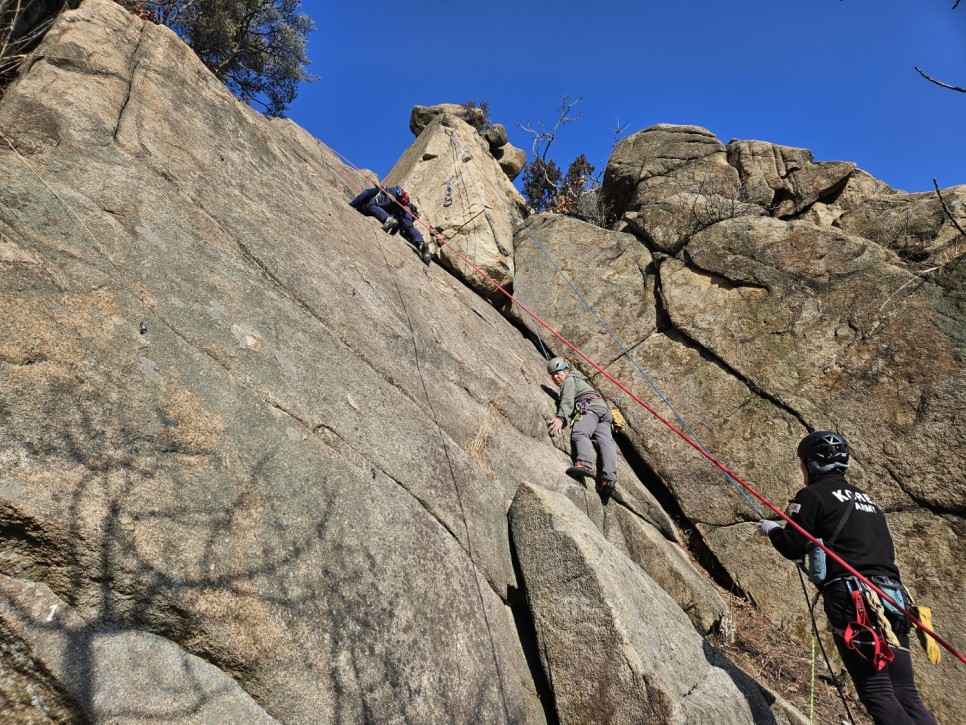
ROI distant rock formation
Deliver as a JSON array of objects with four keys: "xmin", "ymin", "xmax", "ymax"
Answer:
[{"xmin": 1, "ymin": 1, "xmax": 963, "ymax": 724}]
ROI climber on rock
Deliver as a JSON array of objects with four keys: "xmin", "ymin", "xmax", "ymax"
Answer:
[
  {"xmin": 546, "ymin": 356, "xmax": 617, "ymax": 495},
  {"xmin": 758, "ymin": 431, "xmax": 937, "ymax": 725},
  {"xmin": 349, "ymin": 184, "xmax": 432, "ymax": 264}
]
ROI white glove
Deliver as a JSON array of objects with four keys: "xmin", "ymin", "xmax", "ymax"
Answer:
[{"xmin": 758, "ymin": 519, "xmax": 781, "ymax": 536}]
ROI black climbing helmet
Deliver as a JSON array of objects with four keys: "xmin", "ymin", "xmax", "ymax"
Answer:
[
  {"xmin": 797, "ymin": 431, "xmax": 850, "ymax": 474},
  {"xmin": 547, "ymin": 357, "xmax": 570, "ymax": 375}
]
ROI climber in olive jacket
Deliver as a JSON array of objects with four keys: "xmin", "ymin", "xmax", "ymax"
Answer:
[{"xmin": 546, "ymin": 356, "xmax": 617, "ymax": 493}]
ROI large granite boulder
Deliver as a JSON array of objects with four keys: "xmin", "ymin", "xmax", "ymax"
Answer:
[
  {"xmin": 493, "ymin": 142, "xmax": 527, "ymax": 181},
  {"xmin": 385, "ymin": 112, "xmax": 528, "ymax": 298},
  {"xmin": 509, "ymin": 483, "xmax": 805, "ymax": 725},
  {"xmin": 410, "ymin": 102, "xmax": 486, "ymax": 135},
  {"xmin": 602, "ymin": 124, "xmax": 763, "ymax": 252},
  {"xmin": 726, "ymin": 139, "xmax": 856, "ymax": 217}
]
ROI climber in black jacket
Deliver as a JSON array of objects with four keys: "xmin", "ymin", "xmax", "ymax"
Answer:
[{"xmin": 758, "ymin": 431, "xmax": 935, "ymax": 725}]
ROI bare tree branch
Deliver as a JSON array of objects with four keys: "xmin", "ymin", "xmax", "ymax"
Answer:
[
  {"xmin": 0, "ymin": 0, "xmax": 68, "ymax": 89},
  {"xmin": 932, "ymin": 178, "xmax": 966, "ymax": 238},
  {"xmin": 517, "ymin": 95, "xmax": 583, "ymax": 161},
  {"xmin": 914, "ymin": 66, "xmax": 966, "ymax": 92}
]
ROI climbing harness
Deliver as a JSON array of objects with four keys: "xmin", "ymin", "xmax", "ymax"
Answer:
[
  {"xmin": 577, "ymin": 394, "xmax": 603, "ymax": 415},
  {"xmin": 842, "ymin": 579, "xmax": 894, "ymax": 671}
]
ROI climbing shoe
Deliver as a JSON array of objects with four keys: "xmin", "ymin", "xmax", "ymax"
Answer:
[
  {"xmin": 419, "ymin": 242, "xmax": 432, "ymax": 265},
  {"xmin": 565, "ymin": 462, "xmax": 594, "ymax": 481},
  {"xmin": 382, "ymin": 216, "xmax": 399, "ymax": 233},
  {"xmin": 597, "ymin": 478, "xmax": 616, "ymax": 496}
]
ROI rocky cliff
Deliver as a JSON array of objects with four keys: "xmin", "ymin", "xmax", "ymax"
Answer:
[{"xmin": 1, "ymin": 2, "xmax": 963, "ymax": 724}]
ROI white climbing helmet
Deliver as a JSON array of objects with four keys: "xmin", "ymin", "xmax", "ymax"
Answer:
[{"xmin": 547, "ymin": 357, "xmax": 570, "ymax": 375}]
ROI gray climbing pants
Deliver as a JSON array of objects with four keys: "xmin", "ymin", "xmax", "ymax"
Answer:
[{"xmin": 571, "ymin": 408, "xmax": 617, "ymax": 482}]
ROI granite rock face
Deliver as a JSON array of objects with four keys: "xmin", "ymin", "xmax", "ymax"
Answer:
[
  {"xmin": 537, "ymin": 121, "xmax": 966, "ymax": 724},
  {"xmin": 0, "ymin": 2, "xmax": 767, "ymax": 723},
  {"xmin": 726, "ymin": 139, "xmax": 856, "ymax": 217},
  {"xmin": 602, "ymin": 124, "xmax": 764, "ymax": 253},
  {"xmin": 2, "ymin": 2, "xmax": 963, "ymax": 724},
  {"xmin": 509, "ymin": 483, "xmax": 806, "ymax": 725}
]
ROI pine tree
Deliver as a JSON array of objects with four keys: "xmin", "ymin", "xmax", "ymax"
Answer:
[{"xmin": 146, "ymin": 0, "xmax": 316, "ymax": 117}]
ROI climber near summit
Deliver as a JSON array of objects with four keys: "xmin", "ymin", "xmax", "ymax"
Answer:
[
  {"xmin": 758, "ymin": 431, "xmax": 936, "ymax": 725},
  {"xmin": 349, "ymin": 184, "xmax": 432, "ymax": 264},
  {"xmin": 546, "ymin": 356, "xmax": 617, "ymax": 496}
]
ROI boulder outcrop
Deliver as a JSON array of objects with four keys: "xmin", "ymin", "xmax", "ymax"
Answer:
[
  {"xmin": 726, "ymin": 139, "xmax": 856, "ymax": 217},
  {"xmin": 509, "ymin": 483, "xmax": 805, "ymax": 725},
  {"xmin": 602, "ymin": 124, "xmax": 764, "ymax": 253},
  {"xmin": 385, "ymin": 111, "xmax": 528, "ymax": 298}
]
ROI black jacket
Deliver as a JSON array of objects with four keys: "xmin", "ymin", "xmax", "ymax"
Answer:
[{"xmin": 768, "ymin": 472, "xmax": 900, "ymax": 583}]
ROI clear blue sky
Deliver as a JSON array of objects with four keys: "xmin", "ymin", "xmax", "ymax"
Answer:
[{"xmin": 287, "ymin": 1, "xmax": 964, "ymax": 194}]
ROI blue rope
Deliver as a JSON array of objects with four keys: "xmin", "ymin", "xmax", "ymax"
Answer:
[{"xmin": 451, "ymin": 133, "xmax": 763, "ymax": 517}]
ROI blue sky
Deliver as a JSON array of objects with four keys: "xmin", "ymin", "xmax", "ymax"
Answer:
[{"xmin": 288, "ymin": 1, "xmax": 964, "ymax": 194}]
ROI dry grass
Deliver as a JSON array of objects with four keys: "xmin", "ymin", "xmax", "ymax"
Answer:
[
  {"xmin": 708, "ymin": 590, "xmax": 873, "ymax": 725},
  {"xmin": 465, "ymin": 386, "xmax": 508, "ymax": 482}
]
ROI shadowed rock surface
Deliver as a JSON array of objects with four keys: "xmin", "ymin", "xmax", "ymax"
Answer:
[
  {"xmin": 1, "ymin": 1, "xmax": 963, "ymax": 724},
  {"xmin": 509, "ymin": 483, "xmax": 805, "ymax": 725}
]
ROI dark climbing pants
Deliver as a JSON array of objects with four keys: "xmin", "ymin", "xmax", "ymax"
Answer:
[
  {"xmin": 570, "ymin": 408, "xmax": 617, "ymax": 482},
  {"xmin": 823, "ymin": 582, "xmax": 936, "ymax": 725},
  {"xmin": 395, "ymin": 216, "xmax": 424, "ymax": 245},
  {"xmin": 359, "ymin": 204, "xmax": 424, "ymax": 245},
  {"xmin": 359, "ymin": 202, "xmax": 391, "ymax": 224}
]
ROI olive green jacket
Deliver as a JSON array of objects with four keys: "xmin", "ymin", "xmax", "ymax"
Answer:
[{"xmin": 554, "ymin": 370, "xmax": 608, "ymax": 422}]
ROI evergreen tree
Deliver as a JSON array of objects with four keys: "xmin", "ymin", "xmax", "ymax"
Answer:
[
  {"xmin": 521, "ymin": 157, "xmax": 563, "ymax": 214},
  {"xmin": 146, "ymin": 0, "xmax": 316, "ymax": 117},
  {"xmin": 555, "ymin": 154, "xmax": 595, "ymax": 215}
]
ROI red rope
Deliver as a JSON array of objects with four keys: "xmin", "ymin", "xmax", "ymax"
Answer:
[{"xmin": 319, "ymin": 140, "xmax": 965, "ymax": 665}]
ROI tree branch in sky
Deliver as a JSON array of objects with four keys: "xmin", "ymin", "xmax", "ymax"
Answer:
[{"xmin": 914, "ymin": 66, "xmax": 966, "ymax": 93}]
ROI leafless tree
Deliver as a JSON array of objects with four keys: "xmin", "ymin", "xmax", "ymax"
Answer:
[
  {"xmin": 928, "ymin": 178, "xmax": 966, "ymax": 267},
  {"xmin": 518, "ymin": 95, "xmax": 584, "ymax": 164},
  {"xmin": 518, "ymin": 96, "xmax": 629, "ymax": 226}
]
